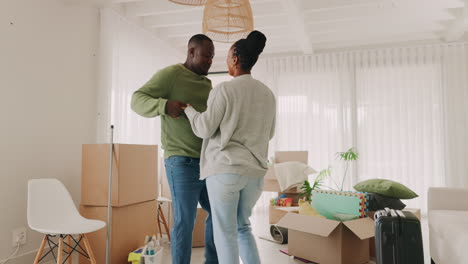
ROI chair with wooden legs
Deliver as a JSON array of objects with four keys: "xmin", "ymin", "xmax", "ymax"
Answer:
[
  {"xmin": 28, "ymin": 179, "xmax": 105, "ymax": 264},
  {"xmin": 156, "ymin": 197, "xmax": 172, "ymax": 241}
]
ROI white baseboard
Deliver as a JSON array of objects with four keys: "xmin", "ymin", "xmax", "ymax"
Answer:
[
  {"xmin": 1, "ymin": 249, "xmax": 54, "ymax": 264},
  {"xmin": 5, "ymin": 238, "xmax": 82, "ymax": 264}
]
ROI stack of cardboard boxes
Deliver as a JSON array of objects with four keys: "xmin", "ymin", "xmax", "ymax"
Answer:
[
  {"xmin": 79, "ymin": 144, "xmax": 159, "ymax": 264},
  {"xmin": 264, "ymin": 151, "xmax": 307, "ymax": 224}
]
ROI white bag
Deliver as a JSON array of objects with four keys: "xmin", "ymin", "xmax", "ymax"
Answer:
[{"xmin": 139, "ymin": 245, "xmax": 164, "ymax": 264}]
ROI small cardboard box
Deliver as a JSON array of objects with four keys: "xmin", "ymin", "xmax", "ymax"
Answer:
[
  {"xmin": 269, "ymin": 192, "xmax": 301, "ymax": 224},
  {"xmin": 160, "ymin": 163, "xmax": 171, "ymax": 199},
  {"xmin": 279, "ymin": 192, "xmax": 301, "ymax": 205},
  {"xmin": 270, "ymin": 205, "xmax": 288, "ymax": 225},
  {"xmin": 81, "ymin": 144, "xmax": 158, "ymax": 207},
  {"xmin": 269, "ymin": 205, "xmax": 299, "ymax": 224},
  {"xmin": 192, "ymin": 207, "xmax": 208, "ymax": 247},
  {"xmin": 79, "ymin": 200, "xmax": 157, "ymax": 264},
  {"xmin": 158, "ymin": 202, "xmax": 207, "ymax": 248},
  {"xmin": 158, "ymin": 171, "xmax": 207, "ymax": 247},
  {"xmin": 263, "ymin": 151, "xmax": 308, "ymax": 193},
  {"xmin": 277, "ymin": 212, "xmax": 374, "ymax": 264}
]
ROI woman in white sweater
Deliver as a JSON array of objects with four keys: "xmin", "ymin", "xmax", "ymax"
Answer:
[{"xmin": 184, "ymin": 31, "xmax": 276, "ymax": 264}]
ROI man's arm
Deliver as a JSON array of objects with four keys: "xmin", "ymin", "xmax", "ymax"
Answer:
[
  {"xmin": 131, "ymin": 90, "xmax": 168, "ymax": 118},
  {"xmin": 184, "ymin": 87, "xmax": 226, "ymax": 139},
  {"xmin": 131, "ymin": 67, "xmax": 185, "ymax": 118}
]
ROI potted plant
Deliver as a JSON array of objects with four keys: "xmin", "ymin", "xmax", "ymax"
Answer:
[
  {"xmin": 336, "ymin": 147, "xmax": 359, "ymax": 191},
  {"xmin": 300, "ymin": 147, "xmax": 359, "ymax": 197},
  {"xmin": 300, "ymin": 167, "xmax": 330, "ymax": 201}
]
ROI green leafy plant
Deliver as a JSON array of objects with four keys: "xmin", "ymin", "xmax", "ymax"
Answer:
[
  {"xmin": 336, "ymin": 148, "xmax": 359, "ymax": 191},
  {"xmin": 300, "ymin": 148, "xmax": 359, "ymax": 198},
  {"xmin": 300, "ymin": 167, "xmax": 330, "ymax": 201}
]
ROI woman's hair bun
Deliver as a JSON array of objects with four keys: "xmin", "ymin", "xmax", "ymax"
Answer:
[{"xmin": 246, "ymin": 30, "xmax": 266, "ymax": 56}]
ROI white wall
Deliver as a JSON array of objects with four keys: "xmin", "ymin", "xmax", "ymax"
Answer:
[{"xmin": 0, "ymin": 0, "xmax": 99, "ymax": 261}]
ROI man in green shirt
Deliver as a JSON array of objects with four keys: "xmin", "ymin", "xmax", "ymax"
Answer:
[{"xmin": 131, "ymin": 34, "xmax": 217, "ymax": 264}]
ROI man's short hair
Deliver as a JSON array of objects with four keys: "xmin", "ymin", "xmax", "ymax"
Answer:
[{"xmin": 188, "ymin": 34, "xmax": 213, "ymax": 46}]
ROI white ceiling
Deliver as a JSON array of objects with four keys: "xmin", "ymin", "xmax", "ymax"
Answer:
[{"xmin": 97, "ymin": 0, "xmax": 468, "ymax": 72}]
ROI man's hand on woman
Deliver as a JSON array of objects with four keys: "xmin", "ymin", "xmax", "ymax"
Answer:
[{"xmin": 166, "ymin": 100, "xmax": 187, "ymax": 118}]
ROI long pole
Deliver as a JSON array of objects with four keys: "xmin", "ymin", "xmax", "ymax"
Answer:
[{"xmin": 105, "ymin": 125, "xmax": 114, "ymax": 264}]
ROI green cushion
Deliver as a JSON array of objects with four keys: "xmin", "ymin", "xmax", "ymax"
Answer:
[{"xmin": 354, "ymin": 179, "xmax": 418, "ymax": 199}]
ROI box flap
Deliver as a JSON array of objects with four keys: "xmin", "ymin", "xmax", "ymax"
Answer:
[
  {"xmin": 342, "ymin": 217, "xmax": 375, "ymax": 240},
  {"xmin": 276, "ymin": 213, "xmax": 340, "ymax": 237},
  {"xmin": 275, "ymin": 151, "xmax": 308, "ymax": 164}
]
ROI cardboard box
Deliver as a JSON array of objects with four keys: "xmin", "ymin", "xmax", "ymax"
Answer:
[
  {"xmin": 279, "ymin": 192, "xmax": 301, "ymax": 205},
  {"xmin": 269, "ymin": 192, "xmax": 301, "ymax": 224},
  {"xmin": 270, "ymin": 205, "xmax": 288, "ymax": 225},
  {"xmin": 278, "ymin": 212, "xmax": 374, "ymax": 264},
  {"xmin": 160, "ymin": 163, "xmax": 171, "ymax": 199},
  {"xmin": 158, "ymin": 162, "xmax": 209, "ymax": 248},
  {"xmin": 368, "ymin": 208, "xmax": 421, "ymax": 258},
  {"xmin": 81, "ymin": 144, "xmax": 158, "ymax": 207},
  {"xmin": 264, "ymin": 179, "xmax": 300, "ymax": 193},
  {"xmin": 269, "ymin": 205, "xmax": 299, "ymax": 224},
  {"xmin": 158, "ymin": 201, "xmax": 207, "ymax": 248},
  {"xmin": 276, "ymin": 151, "xmax": 309, "ymax": 164},
  {"xmin": 79, "ymin": 200, "xmax": 157, "ymax": 264},
  {"xmin": 263, "ymin": 151, "xmax": 308, "ymax": 193},
  {"xmin": 192, "ymin": 207, "xmax": 208, "ymax": 247}
]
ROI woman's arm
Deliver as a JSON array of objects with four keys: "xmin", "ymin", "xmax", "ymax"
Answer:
[
  {"xmin": 184, "ymin": 87, "xmax": 226, "ymax": 139},
  {"xmin": 270, "ymin": 96, "xmax": 277, "ymax": 140}
]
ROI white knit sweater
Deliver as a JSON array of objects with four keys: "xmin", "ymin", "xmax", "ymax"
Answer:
[{"xmin": 184, "ymin": 74, "xmax": 276, "ymax": 180}]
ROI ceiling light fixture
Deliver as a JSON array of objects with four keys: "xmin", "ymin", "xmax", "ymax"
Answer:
[
  {"xmin": 203, "ymin": 0, "xmax": 254, "ymax": 43},
  {"xmin": 168, "ymin": 0, "xmax": 207, "ymax": 6}
]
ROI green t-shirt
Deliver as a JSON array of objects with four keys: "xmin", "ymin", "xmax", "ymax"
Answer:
[{"xmin": 131, "ymin": 64, "xmax": 212, "ymax": 159}]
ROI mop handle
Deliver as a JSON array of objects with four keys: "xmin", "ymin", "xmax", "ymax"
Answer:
[{"xmin": 105, "ymin": 125, "xmax": 114, "ymax": 264}]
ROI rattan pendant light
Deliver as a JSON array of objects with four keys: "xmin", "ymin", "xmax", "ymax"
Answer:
[
  {"xmin": 203, "ymin": 0, "xmax": 254, "ymax": 43},
  {"xmin": 169, "ymin": 0, "xmax": 207, "ymax": 5}
]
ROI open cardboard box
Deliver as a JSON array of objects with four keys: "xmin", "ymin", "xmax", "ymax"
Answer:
[
  {"xmin": 277, "ymin": 212, "xmax": 374, "ymax": 264},
  {"xmin": 269, "ymin": 192, "xmax": 301, "ymax": 224},
  {"xmin": 264, "ymin": 151, "xmax": 308, "ymax": 193},
  {"xmin": 269, "ymin": 205, "xmax": 299, "ymax": 224}
]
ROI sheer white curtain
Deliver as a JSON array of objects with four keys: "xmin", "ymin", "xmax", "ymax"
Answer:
[
  {"xmin": 255, "ymin": 56, "xmax": 355, "ymax": 188},
  {"xmin": 441, "ymin": 45, "xmax": 468, "ymax": 188},
  {"xmin": 98, "ymin": 11, "xmax": 468, "ymax": 212},
  {"xmin": 97, "ymin": 8, "xmax": 184, "ymax": 145},
  {"xmin": 353, "ymin": 48, "xmax": 446, "ymax": 210},
  {"xmin": 254, "ymin": 44, "xmax": 468, "ymax": 211}
]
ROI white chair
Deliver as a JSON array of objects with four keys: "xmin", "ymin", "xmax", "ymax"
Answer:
[
  {"xmin": 428, "ymin": 187, "xmax": 468, "ymax": 264},
  {"xmin": 28, "ymin": 179, "xmax": 105, "ymax": 264}
]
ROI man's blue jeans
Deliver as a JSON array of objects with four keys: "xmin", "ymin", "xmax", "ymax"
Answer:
[{"xmin": 165, "ymin": 156, "xmax": 218, "ymax": 264}]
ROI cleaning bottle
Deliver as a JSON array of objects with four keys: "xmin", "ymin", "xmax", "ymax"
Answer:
[
  {"xmin": 151, "ymin": 234, "xmax": 161, "ymax": 254},
  {"xmin": 146, "ymin": 240, "xmax": 155, "ymax": 255}
]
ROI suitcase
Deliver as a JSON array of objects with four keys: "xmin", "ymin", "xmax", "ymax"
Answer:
[{"xmin": 374, "ymin": 208, "xmax": 424, "ymax": 264}]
